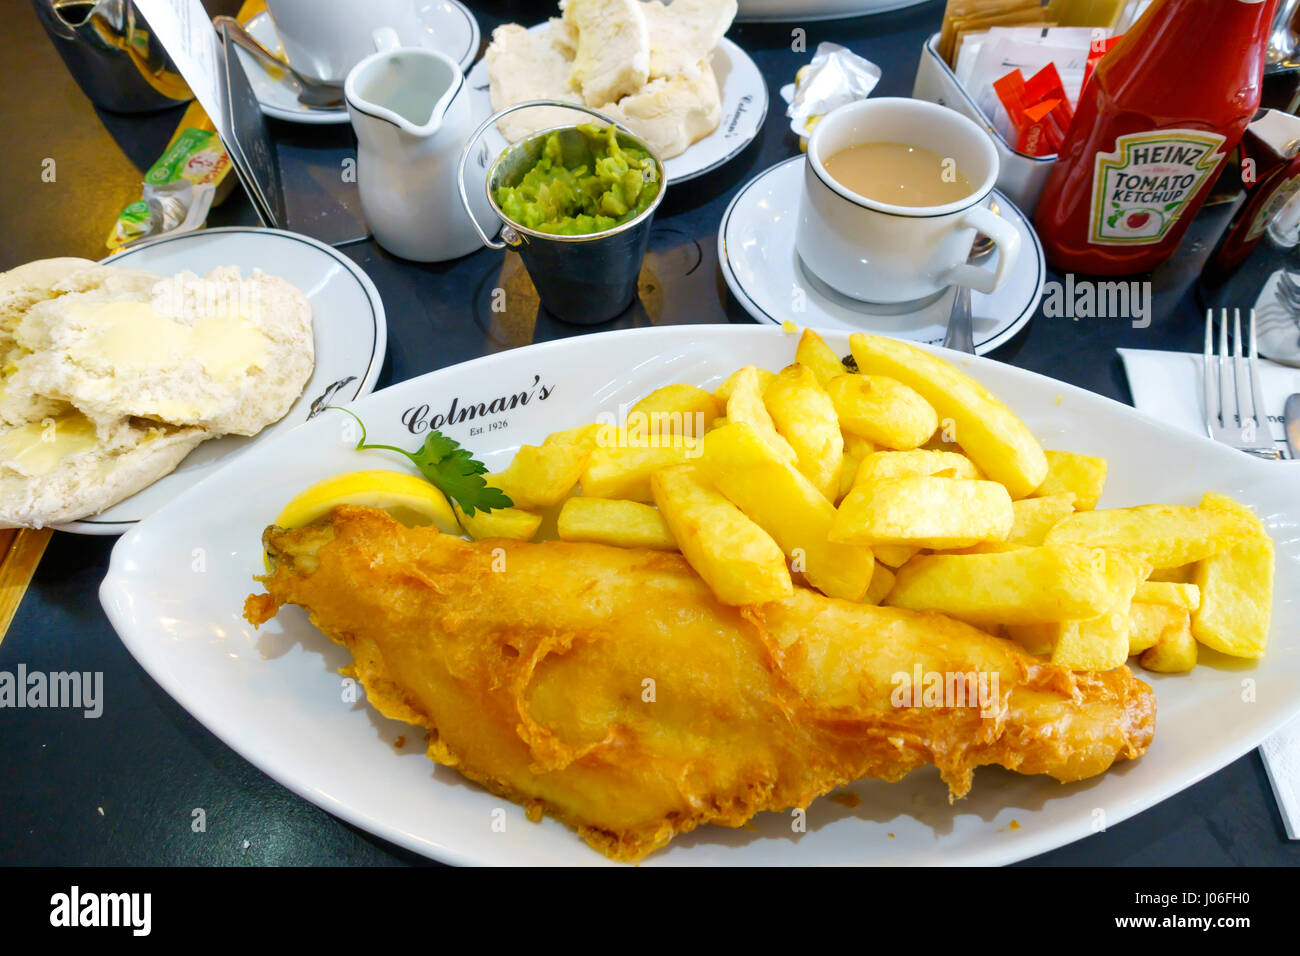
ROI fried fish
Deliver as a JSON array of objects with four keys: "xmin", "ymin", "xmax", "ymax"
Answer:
[{"xmin": 245, "ymin": 506, "xmax": 1155, "ymax": 862}]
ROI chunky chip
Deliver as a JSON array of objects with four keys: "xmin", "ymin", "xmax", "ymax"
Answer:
[
  {"xmin": 1129, "ymin": 601, "xmax": 1188, "ymax": 655},
  {"xmin": 723, "ymin": 366, "xmax": 797, "ymax": 464},
  {"xmin": 826, "ymin": 373, "xmax": 939, "ymax": 450},
  {"xmin": 1190, "ymin": 492, "xmax": 1273, "ymax": 658},
  {"xmin": 851, "ymin": 449, "xmax": 981, "ymax": 483},
  {"xmin": 581, "ymin": 430, "xmax": 701, "ymax": 501},
  {"xmin": 557, "ymin": 497, "xmax": 677, "ymax": 550},
  {"xmin": 831, "ymin": 475, "xmax": 1014, "ymax": 550},
  {"xmin": 848, "ymin": 332, "xmax": 1048, "ymax": 498},
  {"xmin": 454, "ymin": 502, "xmax": 543, "ymax": 541},
  {"xmin": 1045, "ymin": 503, "xmax": 1255, "ymax": 569},
  {"xmin": 763, "ymin": 363, "xmax": 843, "ymax": 500},
  {"xmin": 1139, "ymin": 612, "xmax": 1198, "ymax": 673},
  {"xmin": 628, "ymin": 384, "xmax": 720, "ymax": 440},
  {"xmin": 1033, "ymin": 449, "xmax": 1107, "ymax": 510},
  {"xmin": 703, "ymin": 423, "xmax": 874, "ymax": 601},
  {"xmin": 651, "ymin": 464, "xmax": 792, "ymax": 606},
  {"xmin": 488, "ymin": 443, "xmax": 588, "ymax": 509},
  {"xmin": 886, "ymin": 545, "xmax": 1143, "ymax": 627},
  {"xmin": 794, "ymin": 328, "xmax": 848, "ymax": 386},
  {"xmin": 1134, "ymin": 581, "xmax": 1200, "ymax": 610}
]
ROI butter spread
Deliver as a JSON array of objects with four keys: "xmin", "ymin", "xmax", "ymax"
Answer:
[
  {"xmin": 66, "ymin": 300, "xmax": 270, "ymax": 382},
  {"xmin": 0, "ymin": 412, "xmax": 99, "ymax": 476}
]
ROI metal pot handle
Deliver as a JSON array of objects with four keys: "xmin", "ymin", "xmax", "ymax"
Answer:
[{"xmin": 456, "ymin": 99, "xmax": 635, "ymax": 251}]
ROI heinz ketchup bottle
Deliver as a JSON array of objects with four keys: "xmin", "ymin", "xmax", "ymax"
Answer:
[{"xmin": 1034, "ymin": 0, "xmax": 1278, "ymax": 276}]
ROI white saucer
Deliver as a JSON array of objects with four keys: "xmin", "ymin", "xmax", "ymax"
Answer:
[
  {"xmin": 466, "ymin": 28, "xmax": 767, "ymax": 184},
  {"xmin": 54, "ymin": 227, "xmax": 388, "ymax": 535},
  {"xmin": 238, "ymin": 2, "xmax": 480, "ymax": 125},
  {"xmin": 718, "ymin": 157, "xmax": 1045, "ymax": 354}
]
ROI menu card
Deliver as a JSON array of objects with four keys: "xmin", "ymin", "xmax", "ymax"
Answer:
[
  {"xmin": 133, "ymin": 0, "xmax": 230, "ymax": 141},
  {"xmin": 132, "ymin": 0, "xmax": 367, "ymax": 244}
]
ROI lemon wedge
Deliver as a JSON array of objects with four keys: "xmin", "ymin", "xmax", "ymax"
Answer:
[{"xmin": 272, "ymin": 469, "xmax": 460, "ymax": 534}]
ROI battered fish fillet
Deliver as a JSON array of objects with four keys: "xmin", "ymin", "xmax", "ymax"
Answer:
[{"xmin": 245, "ymin": 506, "xmax": 1156, "ymax": 862}]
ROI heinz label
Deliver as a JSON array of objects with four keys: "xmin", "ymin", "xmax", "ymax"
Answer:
[{"xmin": 1088, "ymin": 130, "xmax": 1228, "ymax": 245}]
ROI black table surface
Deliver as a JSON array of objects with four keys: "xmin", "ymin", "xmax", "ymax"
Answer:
[{"xmin": 1, "ymin": 0, "xmax": 1295, "ymax": 866}]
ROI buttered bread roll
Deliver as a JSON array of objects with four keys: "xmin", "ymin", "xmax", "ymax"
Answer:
[{"xmin": 0, "ymin": 259, "xmax": 314, "ymax": 528}]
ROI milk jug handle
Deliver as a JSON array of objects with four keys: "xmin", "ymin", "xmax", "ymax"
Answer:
[{"xmin": 457, "ymin": 100, "xmax": 635, "ymax": 250}]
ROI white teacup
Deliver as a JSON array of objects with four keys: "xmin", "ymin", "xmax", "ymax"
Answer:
[
  {"xmin": 264, "ymin": 0, "xmax": 426, "ymax": 85},
  {"xmin": 795, "ymin": 98, "xmax": 1020, "ymax": 305}
]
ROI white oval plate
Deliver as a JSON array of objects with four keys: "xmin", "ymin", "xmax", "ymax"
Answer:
[
  {"xmin": 466, "ymin": 30, "xmax": 767, "ymax": 184},
  {"xmin": 737, "ymin": 0, "xmax": 930, "ymax": 21},
  {"xmin": 720, "ymin": 157, "xmax": 1045, "ymax": 354},
  {"xmin": 239, "ymin": 1, "xmax": 480, "ymax": 125},
  {"xmin": 56, "ymin": 228, "xmax": 387, "ymax": 535},
  {"xmin": 101, "ymin": 324, "xmax": 1300, "ymax": 865}
]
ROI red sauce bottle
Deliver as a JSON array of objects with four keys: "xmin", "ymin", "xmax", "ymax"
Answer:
[{"xmin": 1033, "ymin": 0, "xmax": 1278, "ymax": 276}]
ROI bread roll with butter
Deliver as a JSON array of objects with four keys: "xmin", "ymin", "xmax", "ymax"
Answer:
[
  {"xmin": 0, "ymin": 257, "xmax": 315, "ymax": 527},
  {"xmin": 562, "ymin": 0, "xmax": 650, "ymax": 107},
  {"xmin": 642, "ymin": 0, "xmax": 737, "ymax": 80},
  {"xmin": 0, "ymin": 411, "xmax": 205, "ymax": 528},
  {"xmin": 7, "ymin": 266, "xmax": 313, "ymax": 437},
  {"xmin": 601, "ymin": 59, "xmax": 722, "ymax": 160}
]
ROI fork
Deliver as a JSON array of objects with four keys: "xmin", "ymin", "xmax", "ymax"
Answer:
[
  {"xmin": 1276, "ymin": 270, "xmax": 1300, "ymax": 315},
  {"xmin": 1203, "ymin": 308, "xmax": 1281, "ymax": 459}
]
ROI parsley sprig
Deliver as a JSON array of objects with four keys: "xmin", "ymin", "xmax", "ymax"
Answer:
[{"xmin": 332, "ymin": 408, "xmax": 513, "ymax": 516}]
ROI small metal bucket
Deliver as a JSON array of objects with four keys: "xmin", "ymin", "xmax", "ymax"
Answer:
[{"xmin": 457, "ymin": 101, "xmax": 666, "ymax": 325}]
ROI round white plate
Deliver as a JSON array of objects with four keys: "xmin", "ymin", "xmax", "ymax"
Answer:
[
  {"xmin": 102, "ymin": 325, "xmax": 1299, "ymax": 865},
  {"xmin": 238, "ymin": 1, "xmax": 480, "ymax": 125},
  {"xmin": 719, "ymin": 156, "xmax": 1045, "ymax": 355},
  {"xmin": 55, "ymin": 228, "xmax": 387, "ymax": 535},
  {"xmin": 466, "ymin": 30, "xmax": 767, "ymax": 184},
  {"xmin": 737, "ymin": 0, "xmax": 930, "ymax": 21}
]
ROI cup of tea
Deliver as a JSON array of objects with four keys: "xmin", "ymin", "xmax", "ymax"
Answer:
[
  {"xmin": 795, "ymin": 97, "xmax": 1020, "ymax": 305},
  {"xmin": 264, "ymin": 0, "xmax": 425, "ymax": 85}
]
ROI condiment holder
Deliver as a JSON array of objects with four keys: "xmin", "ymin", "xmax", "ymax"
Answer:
[{"xmin": 913, "ymin": 32, "xmax": 1058, "ymax": 215}]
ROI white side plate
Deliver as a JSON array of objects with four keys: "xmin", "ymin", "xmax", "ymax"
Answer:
[
  {"xmin": 58, "ymin": 227, "xmax": 387, "ymax": 535},
  {"xmin": 102, "ymin": 325, "xmax": 1299, "ymax": 865},
  {"xmin": 466, "ymin": 31, "xmax": 767, "ymax": 184}
]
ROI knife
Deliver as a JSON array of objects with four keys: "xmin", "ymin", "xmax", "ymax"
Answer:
[{"xmin": 1286, "ymin": 393, "xmax": 1300, "ymax": 459}]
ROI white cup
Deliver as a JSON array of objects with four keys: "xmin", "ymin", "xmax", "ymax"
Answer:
[
  {"xmin": 795, "ymin": 98, "xmax": 1020, "ymax": 305},
  {"xmin": 264, "ymin": 0, "xmax": 425, "ymax": 84}
]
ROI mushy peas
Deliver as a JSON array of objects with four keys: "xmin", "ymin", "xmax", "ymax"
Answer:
[{"xmin": 493, "ymin": 124, "xmax": 660, "ymax": 236}]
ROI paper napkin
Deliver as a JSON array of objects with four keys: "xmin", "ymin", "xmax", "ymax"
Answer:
[{"xmin": 1118, "ymin": 347, "xmax": 1300, "ymax": 459}]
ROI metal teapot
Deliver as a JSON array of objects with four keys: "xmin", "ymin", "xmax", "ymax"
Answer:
[{"xmin": 31, "ymin": 0, "xmax": 193, "ymax": 113}]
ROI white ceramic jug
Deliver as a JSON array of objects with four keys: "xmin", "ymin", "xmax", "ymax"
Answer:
[{"xmin": 345, "ymin": 39, "xmax": 494, "ymax": 262}]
